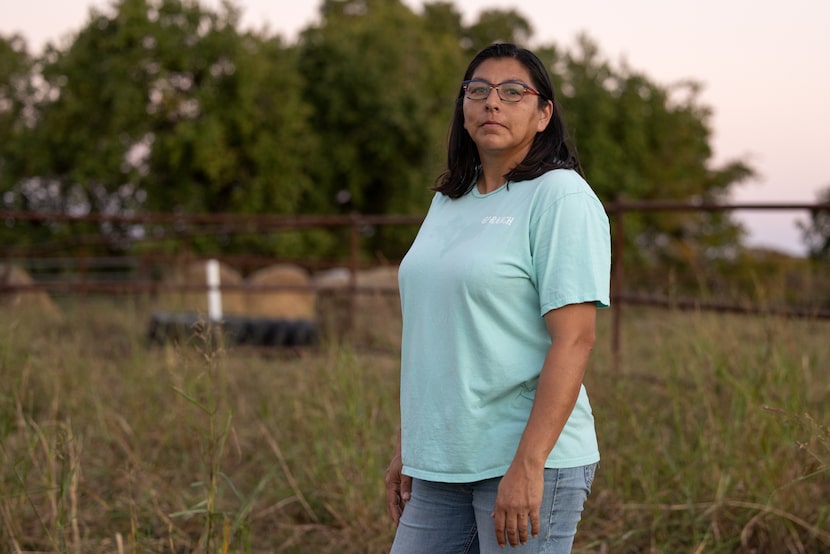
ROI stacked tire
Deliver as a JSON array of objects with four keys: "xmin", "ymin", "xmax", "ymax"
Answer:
[{"xmin": 147, "ymin": 312, "xmax": 319, "ymax": 347}]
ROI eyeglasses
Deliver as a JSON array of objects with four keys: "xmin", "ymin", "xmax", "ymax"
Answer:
[{"xmin": 462, "ymin": 79, "xmax": 543, "ymax": 103}]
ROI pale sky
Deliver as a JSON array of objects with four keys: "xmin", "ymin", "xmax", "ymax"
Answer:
[{"xmin": 2, "ymin": 0, "xmax": 829, "ymax": 255}]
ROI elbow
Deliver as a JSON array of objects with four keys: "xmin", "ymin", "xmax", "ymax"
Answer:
[
  {"xmin": 574, "ymin": 332, "xmax": 596, "ymax": 354},
  {"xmin": 563, "ymin": 327, "xmax": 596, "ymax": 356}
]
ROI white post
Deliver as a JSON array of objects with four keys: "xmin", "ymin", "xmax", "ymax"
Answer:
[{"xmin": 206, "ymin": 259, "xmax": 223, "ymax": 322}]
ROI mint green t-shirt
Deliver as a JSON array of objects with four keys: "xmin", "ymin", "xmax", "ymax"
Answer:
[{"xmin": 398, "ymin": 169, "xmax": 611, "ymax": 483}]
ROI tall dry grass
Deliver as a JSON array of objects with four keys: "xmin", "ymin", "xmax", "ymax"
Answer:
[
  {"xmin": 583, "ymin": 308, "xmax": 830, "ymax": 552},
  {"xmin": 0, "ymin": 297, "xmax": 828, "ymax": 553}
]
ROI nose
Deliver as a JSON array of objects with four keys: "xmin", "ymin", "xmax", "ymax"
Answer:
[{"xmin": 484, "ymin": 86, "xmax": 501, "ymax": 109}]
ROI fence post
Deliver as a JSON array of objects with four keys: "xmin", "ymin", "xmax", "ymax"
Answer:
[
  {"xmin": 611, "ymin": 197, "xmax": 625, "ymax": 373},
  {"xmin": 205, "ymin": 259, "xmax": 223, "ymax": 323},
  {"xmin": 79, "ymin": 248, "xmax": 90, "ymax": 298},
  {"xmin": 347, "ymin": 214, "xmax": 360, "ymax": 337}
]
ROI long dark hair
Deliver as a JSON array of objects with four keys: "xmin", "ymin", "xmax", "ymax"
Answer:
[{"xmin": 433, "ymin": 43, "xmax": 582, "ymax": 199}]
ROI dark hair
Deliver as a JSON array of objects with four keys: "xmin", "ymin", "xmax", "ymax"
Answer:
[{"xmin": 433, "ymin": 43, "xmax": 582, "ymax": 199}]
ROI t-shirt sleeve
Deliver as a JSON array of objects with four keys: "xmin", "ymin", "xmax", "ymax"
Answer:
[{"xmin": 531, "ymin": 184, "xmax": 611, "ymax": 315}]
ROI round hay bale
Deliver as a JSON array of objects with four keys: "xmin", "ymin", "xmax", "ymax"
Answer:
[
  {"xmin": 357, "ymin": 266, "xmax": 399, "ymax": 289},
  {"xmin": 244, "ymin": 264, "xmax": 315, "ymax": 319},
  {"xmin": 354, "ymin": 266, "xmax": 401, "ymax": 343},
  {"xmin": 312, "ymin": 266, "xmax": 399, "ymax": 291},
  {"xmin": 312, "ymin": 267, "xmax": 351, "ymax": 291},
  {"xmin": 313, "ymin": 265, "xmax": 400, "ymax": 347},
  {"xmin": 0, "ymin": 263, "xmax": 60, "ymax": 316},
  {"xmin": 161, "ymin": 260, "xmax": 246, "ymax": 315}
]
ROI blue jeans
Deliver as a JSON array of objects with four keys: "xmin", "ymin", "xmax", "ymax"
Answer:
[{"xmin": 390, "ymin": 464, "xmax": 596, "ymax": 554}]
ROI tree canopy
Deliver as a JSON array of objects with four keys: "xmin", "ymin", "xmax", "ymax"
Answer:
[{"xmin": 0, "ymin": 0, "xmax": 778, "ymax": 264}]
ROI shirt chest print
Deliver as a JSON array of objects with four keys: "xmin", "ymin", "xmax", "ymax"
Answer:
[{"xmin": 480, "ymin": 216, "xmax": 515, "ymax": 226}]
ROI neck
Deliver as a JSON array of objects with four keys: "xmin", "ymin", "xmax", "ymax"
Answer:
[
  {"xmin": 477, "ymin": 170, "xmax": 506, "ymax": 194},
  {"xmin": 477, "ymin": 157, "xmax": 514, "ymax": 194},
  {"xmin": 476, "ymin": 145, "xmax": 531, "ymax": 193}
]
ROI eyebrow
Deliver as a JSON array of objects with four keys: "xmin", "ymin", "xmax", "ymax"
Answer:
[{"xmin": 469, "ymin": 77, "xmax": 530, "ymax": 83}]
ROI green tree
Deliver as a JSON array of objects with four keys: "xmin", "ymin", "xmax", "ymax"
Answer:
[
  {"xmin": 537, "ymin": 36, "xmax": 754, "ymax": 290},
  {"xmin": 3, "ymin": 0, "xmax": 318, "ymax": 255},
  {"xmin": 462, "ymin": 8, "xmax": 533, "ymax": 55},
  {"xmin": 0, "ymin": 34, "xmax": 53, "ymax": 251},
  {"xmin": 0, "ymin": 34, "xmax": 32, "ymax": 178},
  {"xmin": 297, "ymin": 0, "xmax": 465, "ymax": 257},
  {"xmin": 297, "ymin": 0, "xmax": 538, "ymax": 258},
  {"xmin": 1, "ymin": 0, "xmax": 760, "ymax": 269}
]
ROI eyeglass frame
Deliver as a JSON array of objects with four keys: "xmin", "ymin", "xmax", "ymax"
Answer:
[{"xmin": 461, "ymin": 79, "xmax": 546, "ymax": 103}]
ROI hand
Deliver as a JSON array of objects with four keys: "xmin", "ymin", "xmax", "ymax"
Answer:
[
  {"xmin": 384, "ymin": 454, "xmax": 411, "ymax": 525},
  {"xmin": 491, "ymin": 464, "xmax": 543, "ymax": 547}
]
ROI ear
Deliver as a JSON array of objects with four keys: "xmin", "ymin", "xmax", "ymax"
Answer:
[{"xmin": 537, "ymin": 99, "xmax": 553, "ymax": 132}]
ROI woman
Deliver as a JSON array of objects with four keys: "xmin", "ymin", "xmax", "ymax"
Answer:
[{"xmin": 385, "ymin": 43, "xmax": 611, "ymax": 553}]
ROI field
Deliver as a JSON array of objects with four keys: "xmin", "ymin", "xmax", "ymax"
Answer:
[{"xmin": 1, "ymin": 297, "xmax": 828, "ymax": 553}]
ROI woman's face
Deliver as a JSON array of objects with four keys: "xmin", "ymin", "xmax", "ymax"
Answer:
[{"xmin": 462, "ymin": 57, "xmax": 552, "ymax": 163}]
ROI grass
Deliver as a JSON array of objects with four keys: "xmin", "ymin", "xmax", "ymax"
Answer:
[{"xmin": 0, "ymin": 297, "xmax": 828, "ymax": 553}]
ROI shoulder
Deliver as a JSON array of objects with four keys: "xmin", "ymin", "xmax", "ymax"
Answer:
[
  {"xmin": 534, "ymin": 169, "xmax": 593, "ymax": 196},
  {"xmin": 526, "ymin": 169, "xmax": 603, "ymax": 209}
]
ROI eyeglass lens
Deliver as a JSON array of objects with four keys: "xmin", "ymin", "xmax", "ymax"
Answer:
[{"xmin": 464, "ymin": 80, "xmax": 528, "ymax": 102}]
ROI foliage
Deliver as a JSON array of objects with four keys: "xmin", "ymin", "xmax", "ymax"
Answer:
[
  {"xmin": 0, "ymin": 0, "xmax": 769, "ymax": 264},
  {"xmin": 0, "ymin": 34, "xmax": 32, "ymax": 172},
  {"xmin": 1, "ymin": 0, "xmax": 319, "ymax": 256},
  {"xmin": 538, "ymin": 35, "xmax": 755, "ymax": 277},
  {"xmin": 0, "ymin": 35, "xmax": 41, "ymax": 244},
  {"xmin": 297, "ymin": 0, "xmax": 459, "ymax": 257},
  {"xmin": 462, "ymin": 8, "xmax": 534, "ymax": 55}
]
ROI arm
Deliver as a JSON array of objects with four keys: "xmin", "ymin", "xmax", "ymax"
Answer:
[{"xmin": 492, "ymin": 302, "xmax": 597, "ymax": 547}]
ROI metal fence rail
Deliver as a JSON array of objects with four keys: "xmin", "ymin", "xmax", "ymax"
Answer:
[
  {"xmin": 605, "ymin": 199, "xmax": 830, "ymax": 369},
  {"xmin": 2, "ymin": 201, "xmax": 829, "ymax": 369}
]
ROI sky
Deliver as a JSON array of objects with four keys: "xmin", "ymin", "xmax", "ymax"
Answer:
[{"xmin": 2, "ymin": 0, "xmax": 829, "ymax": 255}]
